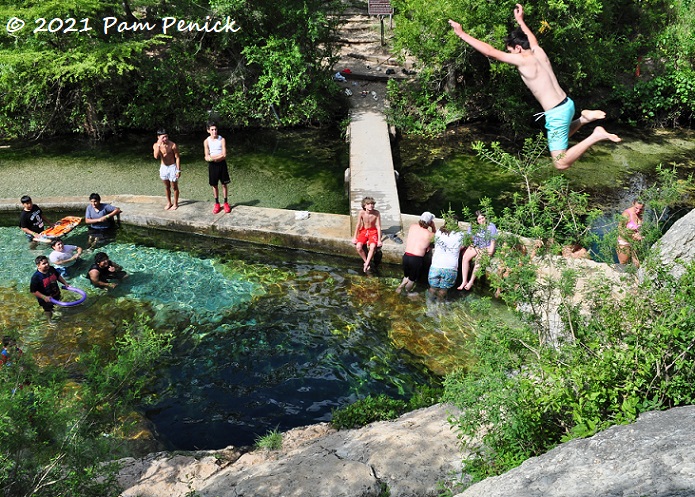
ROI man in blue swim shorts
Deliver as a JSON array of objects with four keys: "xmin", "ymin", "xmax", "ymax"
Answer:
[
  {"xmin": 449, "ymin": 4, "xmax": 621, "ymax": 170},
  {"xmin": 427, "ymin": 220, "xmax": 465, "ymax": 302}
]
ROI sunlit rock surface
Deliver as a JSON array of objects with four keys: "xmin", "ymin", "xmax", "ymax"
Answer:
[
  {"xmin": 455, "ymin": 406, "xmax": 695, "ymax": 497},
  {"xmin": 117, "ymin": 403, "xmax": 463, "ymax": 497}
]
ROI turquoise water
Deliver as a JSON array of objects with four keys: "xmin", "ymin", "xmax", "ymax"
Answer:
[{"xmin": 0, "ymin": 223, "xmax": 448, "ymax": 450}]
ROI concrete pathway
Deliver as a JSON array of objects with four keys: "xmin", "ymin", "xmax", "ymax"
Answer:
[
  {"xmin": 348, "ymin": 110, "xmax": 401, "ymax": 237},
  {"xmin": 0, "ymin": 195, "xmax": 419, "ymax": 265}
]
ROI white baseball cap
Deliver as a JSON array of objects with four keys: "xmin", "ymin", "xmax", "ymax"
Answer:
[{"xmin": 420, "ymin": 211, "xmax": 435, "ymax": 224}]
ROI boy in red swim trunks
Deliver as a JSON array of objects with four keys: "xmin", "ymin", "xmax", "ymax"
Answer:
[{"xmin": 352, "ymin": 197, "xmax": 382, "ymax": 273}]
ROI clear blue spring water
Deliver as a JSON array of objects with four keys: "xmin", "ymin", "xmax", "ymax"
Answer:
[{"xmin": 0, "ymin": 223, "xmax": 435, "ymax": 450}]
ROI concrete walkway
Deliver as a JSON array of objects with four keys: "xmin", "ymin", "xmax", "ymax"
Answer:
[
  {"xmin": 348, "ymin": 110, "xmax": 401, "ymax": 237},
  {"xmin": 0, "ymin": 195, "xmax": 417, "ymax": 265}
]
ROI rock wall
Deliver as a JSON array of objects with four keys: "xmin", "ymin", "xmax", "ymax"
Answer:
[
  {"xmin": 656, "ymin": 207, "xmax": 695, "ymax": 278},
  {"xmin": 117, "ymin": 403, "xmax": 464, "ymax": 497},
  {"xmin": 454, "ymin": 406, "xmax": 695, "ymax": 497}
]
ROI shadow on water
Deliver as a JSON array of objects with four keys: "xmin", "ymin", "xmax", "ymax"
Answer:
[{"xmin": 0, "ymin": 219, "xmax": 498, "ymax": 450}]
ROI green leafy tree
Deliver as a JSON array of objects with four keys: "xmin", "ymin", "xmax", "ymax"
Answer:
[
  {"xmin": 387, "ymin": 0, "xmax": 680, "ymax": 133},
  {"xmin": 0, "ymin": 316, "xmax": 172, "ymax": 497},
  {"xmin": 0, "ymin": 0, "xmax": 345, "ymax": 139}
]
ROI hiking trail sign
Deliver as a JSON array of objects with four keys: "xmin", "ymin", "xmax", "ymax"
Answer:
[{"xmin": 368, "ymin": 0, "xmax": 394, "ymax": 16}]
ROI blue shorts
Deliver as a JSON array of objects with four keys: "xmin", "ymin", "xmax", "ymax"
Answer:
[
  {"xmin": 544, "ymin": 97, "xmax": 575, "ymax": 152},
  {"xmin": 428, "ymin": 267, "xmax": 457, "ymax": 290}
]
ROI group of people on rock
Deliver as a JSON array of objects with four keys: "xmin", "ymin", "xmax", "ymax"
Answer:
[
  {"xmin": 19, "ymin": 119, "xmax": 232, "ymax": 326},
  {"xmin": 355, "ymin": 194, "xmax": 644, "ymax": 301},
  {"xmin": 353, "ymin": 197, "xmax": 498, "ymax": 301},
  {"xmin": 20, "ymin": 194, "xmax": 127, "ymax": 324}
]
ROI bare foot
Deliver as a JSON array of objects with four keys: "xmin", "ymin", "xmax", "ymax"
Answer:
[
  {"xmin": 580, "ymin": 109, "xmax": 606, "ymax": 124},
  {"xmin": 164, "ymin": 204, "xmax": 172, "ymax": 210},
  {"xmin": 363, "ymin": 263, "xmax": 370, "ymax": 273},
  {"xmin": 457, "ymin": 281, "xmax": 467, "ymax": 291},
  {"xmin": 172, "ymin": 204, "xmax": 179, "ymax": 210},
  {"xmin": 464, "ymin": 282, "xmax": 473, "ymax": 291},
  {"xmin": 395, "ymin": 286, "xmax": 403, "ymax": 294},
  {"xmin": 592, "ymin": 126, "xmax": 622, "ymax": 143}
]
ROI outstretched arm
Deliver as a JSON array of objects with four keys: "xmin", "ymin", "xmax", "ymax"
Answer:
[
  {"xmin": 513, "ymin": 4, "xmax": 538, "ymax": 48},
  {"xmin": 448, "ymin": 19, "xmax": 520, "ymax": 65}
]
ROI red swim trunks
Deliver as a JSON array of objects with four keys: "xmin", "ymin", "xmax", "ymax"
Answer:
[{"xmin": 356, "ymin": 227, "xmax": 379, "ymax": 245}]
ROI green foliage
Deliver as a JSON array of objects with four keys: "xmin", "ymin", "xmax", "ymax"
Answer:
[
  {"xmin": 254, "ymin": 428, "xmax": 283, "ymax": 451},
  {"xmin": 618, "ymin": 0, "xmax": 695, "ymax": 126},
  {"xmin": 445, "ymin": 259, "xmax": 695, "ymax": 481},
  {"xmin": 331, "ymin": 384, "xmax": 442, "ymax": 430},
  {"xmin": 0, "ymin": 315, "xmax": 172, "ymax": 497},
  {"xmin": 385, "ymin": 74, "xmax": 450, "ymax": 137},
  {"xmin": 473, "ymin": 138, "xmax": 601, "ymax": 251},
  {"xmin": 0, "ymin": 0, "xmax": 345, "ymax": 139},
  {"xmin": 407, "ymin": 384, "xmax": 444, "ymax": 410},
  {"xmin": 331, "ymin": 394, "xmax": 407, "ymax": 429},
  {"xmin": 387, "ymin": 0, "xmax": 691, "ymax": 133}
]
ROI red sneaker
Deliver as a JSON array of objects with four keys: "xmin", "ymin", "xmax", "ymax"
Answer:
[
  {"xmin": 223, "ymin": 202, "xmax": 231, "ymax": 213},
  {"xmin": 212, "ymin": 203, "xmax": 222, "ymax": 214}
]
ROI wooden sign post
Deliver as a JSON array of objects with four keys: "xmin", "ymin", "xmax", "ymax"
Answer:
[{"xmin": 368, "ymin": 0, "xmax": 394, "ymax": 45}]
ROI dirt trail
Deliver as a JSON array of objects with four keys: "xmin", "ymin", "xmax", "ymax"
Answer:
[{"xmin": 332, "ymin": 0, "xmax": 416, "ymax": 112}]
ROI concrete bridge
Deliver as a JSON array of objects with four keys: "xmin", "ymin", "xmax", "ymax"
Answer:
[{"xmin": 347, "ymin": 109, "xmax": 402, "ymax": 238}]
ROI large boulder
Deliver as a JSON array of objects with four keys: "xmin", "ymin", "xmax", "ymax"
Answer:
[
  {"xmin": 454, "ymin": 406, "xmax": 695, "ymax": 497},
  {"xmin": 656, "ymin": 207, "xmax": 695, "ymax": 278},
  {"xmin": 118, "ymin": 403, "xmax": 463, "ymax": 497}
]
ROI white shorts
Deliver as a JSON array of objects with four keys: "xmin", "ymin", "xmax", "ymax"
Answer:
[{"xmin": 159, "ymin": 164, "xmax": 179, "ymax": 182}]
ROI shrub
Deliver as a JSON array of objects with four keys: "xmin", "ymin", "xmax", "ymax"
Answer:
[
  {"xmin": 331, "ymin": 395, "xmax": 408, "ymax": 430},
  {"xmin": 255, "ymin": 428, "xmax": 283, "ymax": 451}
]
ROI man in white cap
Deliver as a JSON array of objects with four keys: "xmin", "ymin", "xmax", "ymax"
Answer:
[{"xmin": 396, "ymin": 211, "xmax": 436, "ymax": 294}]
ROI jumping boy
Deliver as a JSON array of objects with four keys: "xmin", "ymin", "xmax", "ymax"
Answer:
[
  {"xmin": 153, "ymin": 128, "xmax": 181, "ymax": 210},
  {"xmin": 352, "ymin": 197, "xmax": 382, "ymax": 273},
  {"xmin": 30, "ymin": 255, "xmax": 68, "ymax": 324},
  {"xmin": 203, "ymin": 122, "xmax": 231, "ymax": 214},
  {"xmin": 449, "ymin": 4, "xmax": 621, "ymax": 170}
]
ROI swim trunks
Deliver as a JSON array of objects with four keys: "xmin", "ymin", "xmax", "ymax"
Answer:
[
  {"xmin": 208, "ymin": 160, "xmax": 231, "ymax": 186},
  {"xmin": 356, "ymin": 227, "xmax": 379, "ymax": 245},
  {"xmin": 543, "ymin": 96, "xmax": 575, "ymax": 152},
  {"xmin": 402, "ymin": 253, "xmax": 425, "ymax": 282},
  {"xmin": 159, "ymin": 163, "xmax": 179, "ymax": 182},
  {"xmin": 428, "ymin": 267, "xmax": 457, "ymax": 290}
]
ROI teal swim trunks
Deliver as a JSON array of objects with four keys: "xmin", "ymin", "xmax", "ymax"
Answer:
[{"xmin": 543, "ymin": 96, "xmax": 575, "ymax": 152}]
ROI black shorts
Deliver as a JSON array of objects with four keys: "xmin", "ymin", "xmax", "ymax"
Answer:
[
  {"xmin": 36, "ymin": 294, "xmax": 57, "ymax": 312},
  {"xmin": 402, "ymin": 253, "xmax": 425, "ymax": 282},
  {"xmin": 208, "ymin": 161, "xmax": 231, "ymax": 186}
]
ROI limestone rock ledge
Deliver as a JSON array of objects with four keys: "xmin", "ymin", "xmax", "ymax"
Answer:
[
  {"xmin": 454, "ymin": 405, "xmax": 695, "ymax": 497},
  {"xmin": 117, "ymin": 403, "xmax": 463, "ymax": 497}
]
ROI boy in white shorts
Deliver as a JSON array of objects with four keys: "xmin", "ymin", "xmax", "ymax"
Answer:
[{"xmin": 153, "ymin": 128, "xmax": 181, "ymax": 210}]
